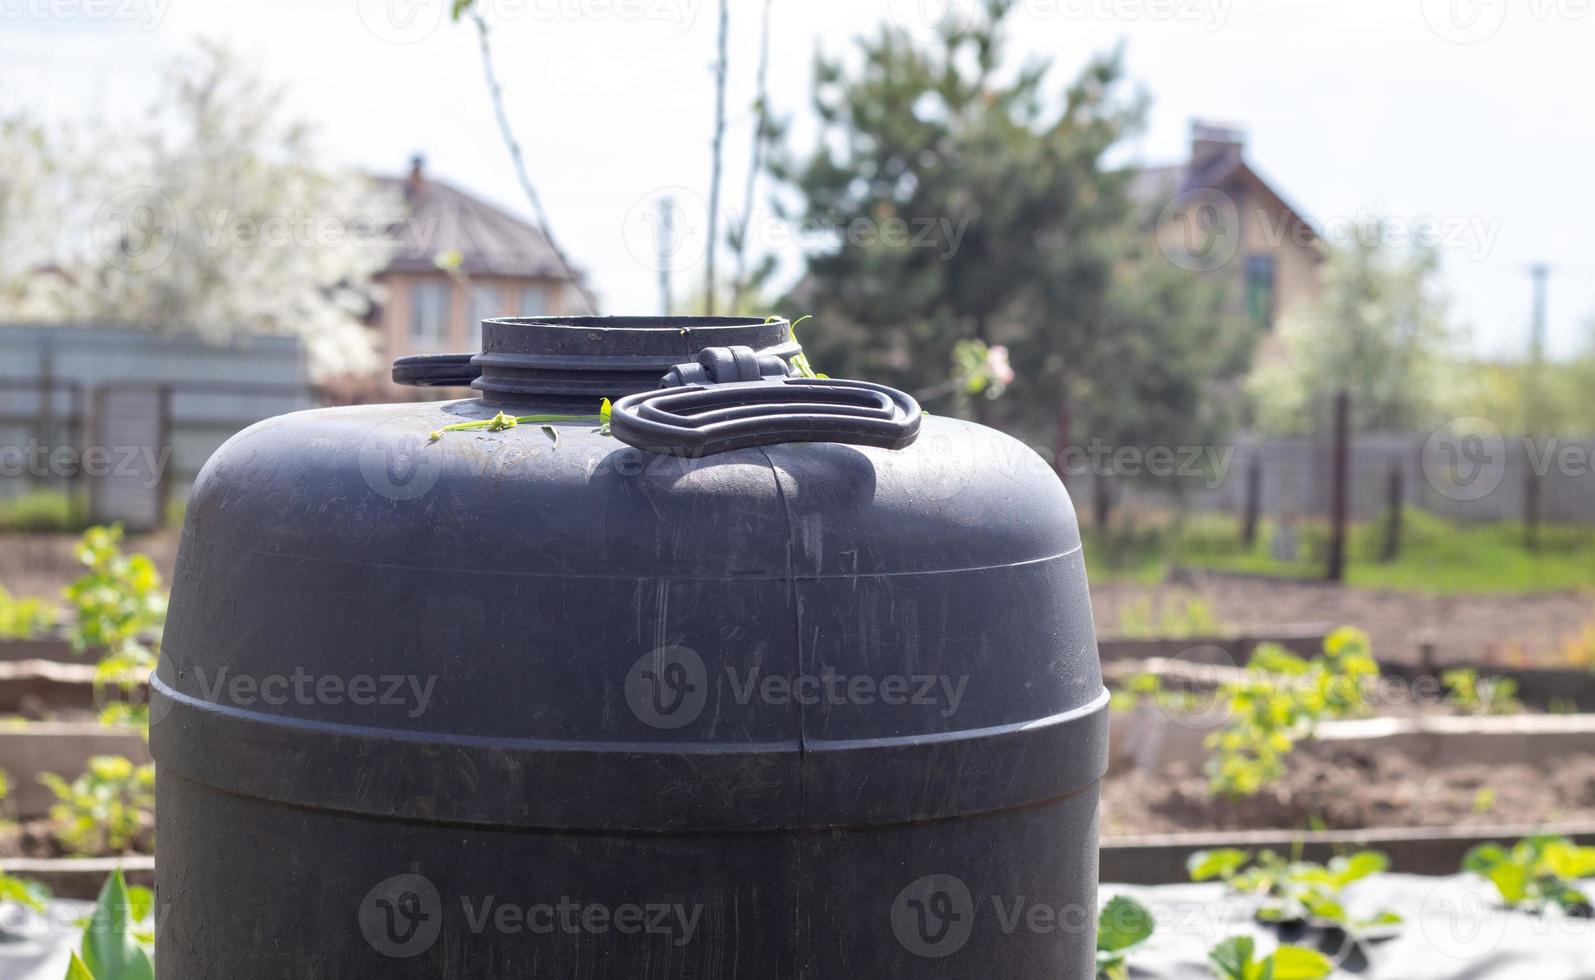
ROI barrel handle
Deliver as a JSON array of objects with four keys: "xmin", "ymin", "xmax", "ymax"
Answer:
[{"xmin": 609, "ymin": 347, "xmax": 921, "ymax": 458}]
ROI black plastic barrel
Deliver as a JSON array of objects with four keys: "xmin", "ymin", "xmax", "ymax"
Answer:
[{"xmin": 152, "ymin": 316, "xmax": 1107, "ymax": 978}]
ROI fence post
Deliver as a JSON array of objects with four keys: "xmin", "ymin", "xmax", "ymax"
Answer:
[
  {"xmin": 156, "ymin": 384, "xmax": 174, "ymax": 528},
  {"xmin": 1524, "ymin": 455, "xmax": 1541, "ymax": 552},
  {"xmin": 1241, "ymin": 453, "xmax": 1262, "ymax": 549},
  {"xmin": 1327, "ymin": 390, "xmax": 1350, "ymax": 583},
  {"xmin": 1381, "ymin": 458, "xmax": 1403, "ymax": 562}
]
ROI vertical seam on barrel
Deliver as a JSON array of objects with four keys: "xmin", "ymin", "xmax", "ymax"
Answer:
[
  {"xmin": 757, "ymin": 444, "xmax": 810, "ymax": 962},
  {"xmin": 756, "ymin": 448, "xmax": 808, "ymax": 774}
]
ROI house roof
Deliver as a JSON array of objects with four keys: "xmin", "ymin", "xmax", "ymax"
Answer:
[
  {"xmin": 374, "ymin": 164, "xmax": 582, "ymax": 284},
  {"xmin": 1127, "ymin": 144, "xmax": 1322, "ymax": 250}
]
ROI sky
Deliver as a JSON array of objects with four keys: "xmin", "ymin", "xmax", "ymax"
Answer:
[{"xmin": 3, "ymin": 0, "xmax": 1592, "ymax": 360}]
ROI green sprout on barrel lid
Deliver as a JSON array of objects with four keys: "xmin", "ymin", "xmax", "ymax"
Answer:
[
  {"xmin": 768, "ymin": 314, "xmax": 826, "ymax": 379},
  {"xmin": 429, "ymin": 401, "xmax": 611, "ymax": 445}
]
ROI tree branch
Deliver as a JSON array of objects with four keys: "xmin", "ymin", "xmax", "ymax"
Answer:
[
  {"xmin": 730, "ymin": 0, "xmax": 774, "ymax": 312},
  {"xmin": 704, "ymin": 0, "xmax": 729, "ymax": 315},
  {"xmin": 469, "ymin": 11, "xmax": 598, "ymax": 314}
]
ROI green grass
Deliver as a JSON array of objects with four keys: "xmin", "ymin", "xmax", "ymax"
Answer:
[
  {"xmin": 0, "ymin": 490, "xmax": 86, "ymax": 533},
  {"xmin": 1084, "ymin": 508, "xmax": 1595, "ymax": 596}
]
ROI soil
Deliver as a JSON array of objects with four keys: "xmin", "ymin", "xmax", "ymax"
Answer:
[
  {"xmin": 1093, "ymin": 571, "xmax": 1595, "ymax": 668},
  {"xmin": 1101, "ymin": 749, "xmax": 1595, "ymax": 837},
  {"xmin": 0, "ymin": 530, "xmax": 179, "ymax": 602},
  {"xmin": 0, "ymin": 818, "xmax": 152, "ymax": 861}
]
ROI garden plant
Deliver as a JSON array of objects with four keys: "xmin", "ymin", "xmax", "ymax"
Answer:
[{"xmin": 1462, "ymin": 835, "xmax": 1595, "ymax": 916}]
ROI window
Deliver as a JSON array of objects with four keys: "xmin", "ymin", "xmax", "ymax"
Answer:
[
  {"xmin": 1244, "ymin": 254, "xmax": 1277, "ymax": 329},
  {"xmin": 520, "ymin": 285, "xmax": 548, "ymax": 318},
  {"xmin": 409, "ymin": 279, "xmax": 451, "ymax": 346},
  {"xmin": 469, "ymin": 285, "xmax": 504, "ymax": 350}
]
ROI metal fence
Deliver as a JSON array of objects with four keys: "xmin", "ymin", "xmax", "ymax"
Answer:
[
  {"xmin": 1076, "ymin": 431, "xmax": 1595, "ymax": 525},
  {"xmin": 1, "ymin": 324, "xmax": 315, "ymax": 529}
]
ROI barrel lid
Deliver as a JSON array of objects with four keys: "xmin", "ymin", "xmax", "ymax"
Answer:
[{"xmin": 470, "ymin": 315, "xmax": 802, "ymax": 404}]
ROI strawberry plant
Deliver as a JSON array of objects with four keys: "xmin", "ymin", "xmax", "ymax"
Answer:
[
  {"xmin": 0, "ymin": 584, "xmax": 55, "ymax": 639},
  {"xmin": 1208, "ymin": 936, "xmax": 1333, "ymax": 980},
  {"xmin": 1442, "ymin": 668, "xmax": 1522, "ymax": 716},
  {"xmin": 1096, "ymin": 895, "xmax": 1155, "ymax": 980},
  {"xmin": 40, "ymin": 756, "xmax": 155, "ymax": 856},
  {"xmin": 1463, "ymin": 835, "xmax": 1595, "ymax": 916},
  {"xmin": 1188, "ymin": 848, "xmax": 1401, "ymax": 937},
  {"xmin": 0, "ymin": 771, "xmax": 49, "ymax": 914},
  {"xmin": 61, "ymin": 526, "xmax": 166, "ymax": 652},
  {"xmin": 1205, "ymin": 627, "xmax": 1378, "ymax": 796}
]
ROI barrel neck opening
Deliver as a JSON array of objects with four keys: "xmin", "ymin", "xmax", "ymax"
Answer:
[{"xmin": 472, "ymin": 315, "xmax": 800, "ymax": 407}]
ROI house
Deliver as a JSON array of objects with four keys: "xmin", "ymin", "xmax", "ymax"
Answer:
[
  {"xmin": 1131, "ymin": 122, "xmax": 1324, "ymax": 361},
  {"xmin": 369, "ymin": 155, "xmax": 594, "ymax": 396}
]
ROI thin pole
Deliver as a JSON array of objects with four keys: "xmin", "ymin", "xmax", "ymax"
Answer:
[
  {"xmin": 1327, "ymin": 390, "xmax": 1351, "ymax": 583},
  {"xmin": 1524, "ymin": 262, "xmax": 1549, "ymax": 551},
  {"xmin": 657, "ymin": 195, "xmax": 675, "ymax": 316},
  {"xmin": 1242, "ymin": 453, "xmax": 1262, "ymax": 549}
]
